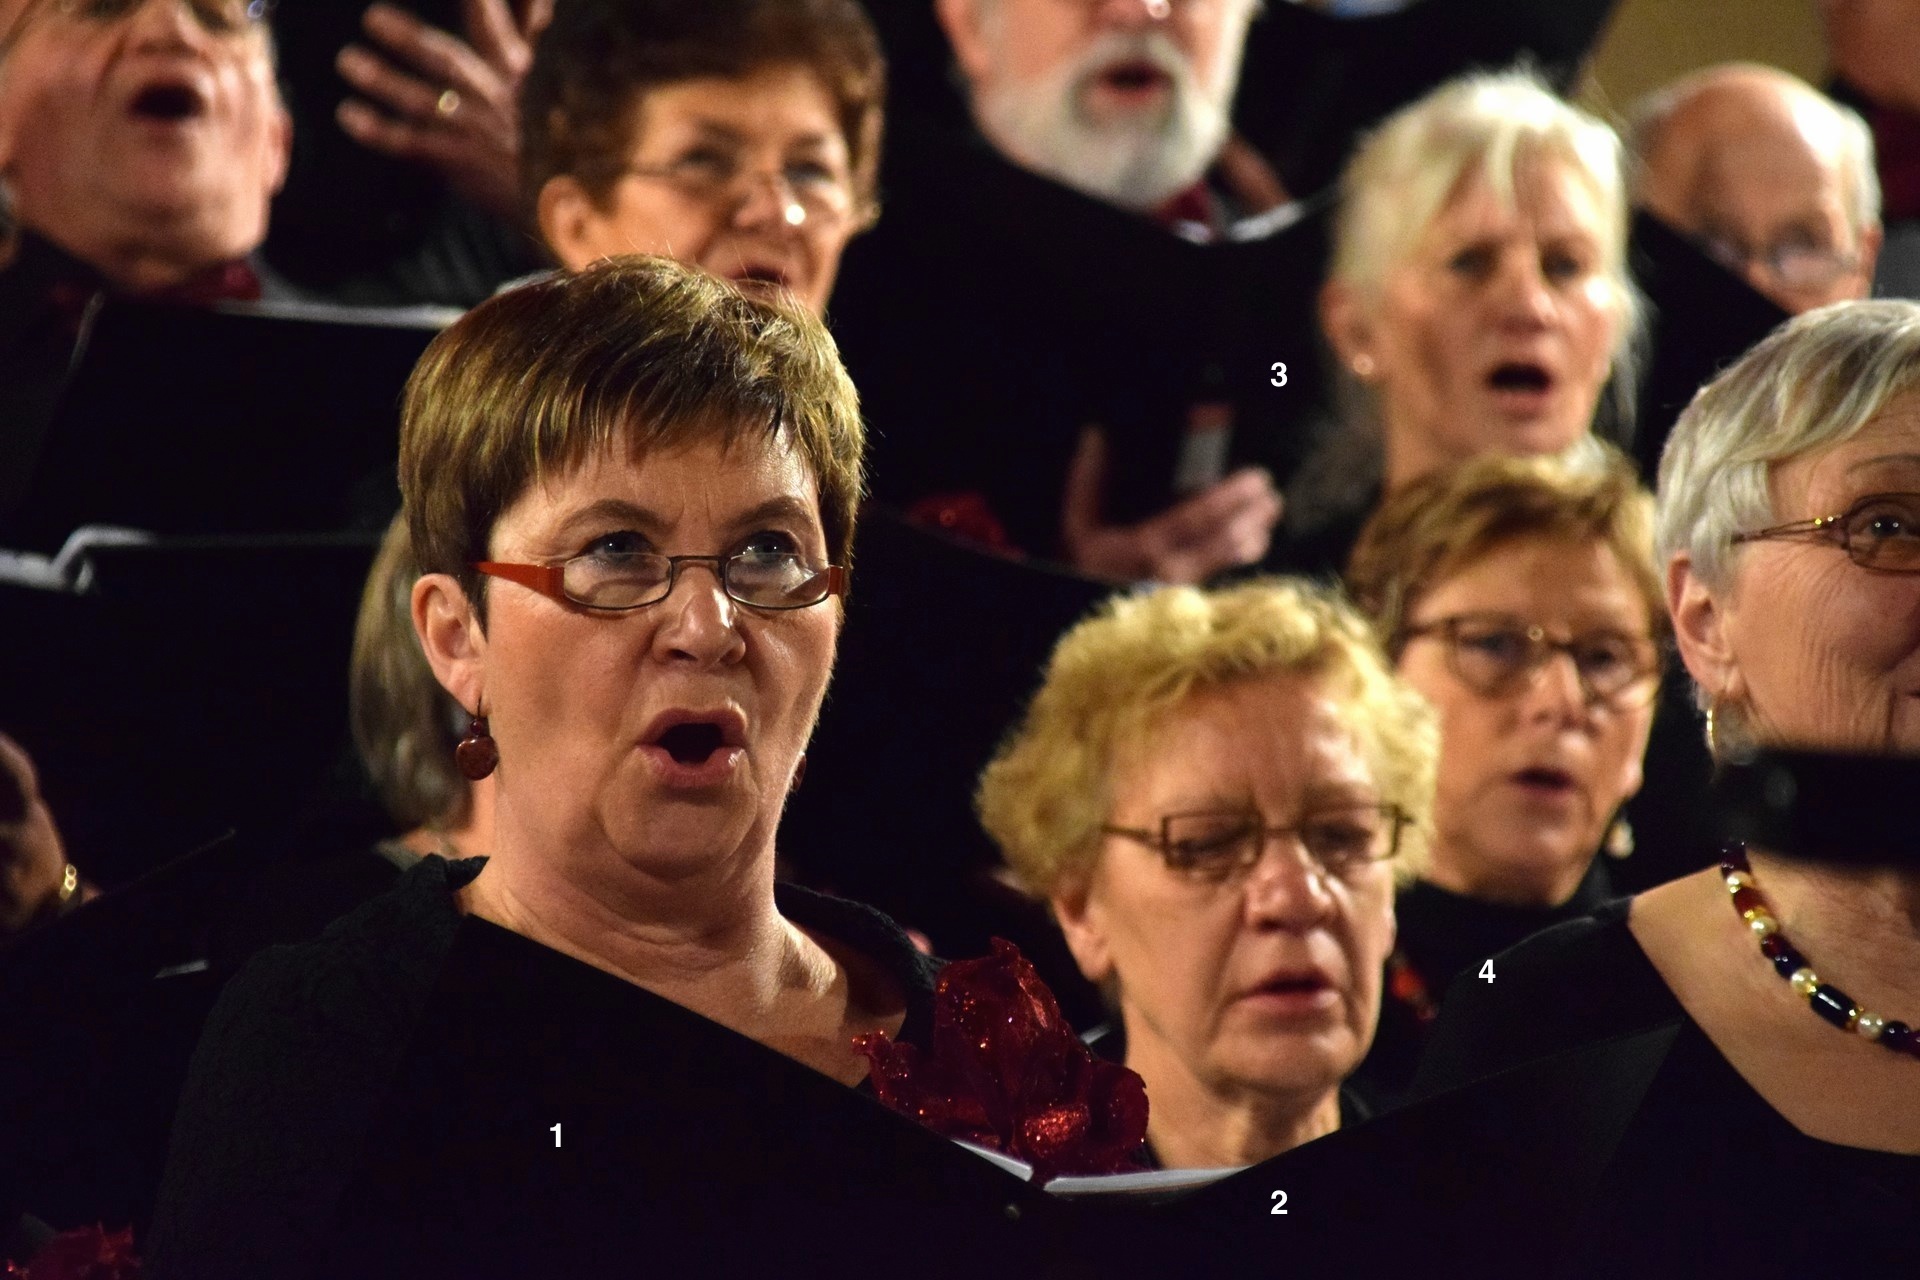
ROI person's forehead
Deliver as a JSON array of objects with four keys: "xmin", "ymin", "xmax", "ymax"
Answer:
[
  {"xmin": 1416, "ymin": 536, "xmax": 1649, "ymax": 628},
  {"xmin": 1428, "ymin": 161, "xmax": 1606, "ymax": 244},
  {"xmin": 1126, "ymin": 676, "xmax": 1375, "ymax": 800},
  {"xmin": 633, "ymin": 66, "xmax": 845, "ymax": 148},
  {"xmin": 1784, "ymin": 394, "xmax": 1920, "ymax": 506}
]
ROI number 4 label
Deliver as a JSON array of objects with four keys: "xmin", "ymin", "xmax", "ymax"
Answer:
[{"xmin": 1479, "ymin": 960, "xmax": 1495, "ymax": 983}]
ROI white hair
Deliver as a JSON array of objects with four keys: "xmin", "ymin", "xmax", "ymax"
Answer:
[
  {"xmin": 1655, "ymin": 299, "xmax": 1920, "ymax": 594},
  {"xmin": 1327, "ymin": 69, "xmax": 1644, "ymax": 433},
  {"xmin": 968, "ymin": 0, "xmax": 1261, "ymax": 212}
]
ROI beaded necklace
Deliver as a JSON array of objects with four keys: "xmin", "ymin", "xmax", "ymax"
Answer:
[{"xmin": 1719, "ymin": 845, "xmax": 1920, "ymax": 1061}]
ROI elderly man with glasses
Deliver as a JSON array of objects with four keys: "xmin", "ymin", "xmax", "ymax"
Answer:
[{"xmin": 1630, "ymin": 64, "xmax": 1883, "ymax": 315}]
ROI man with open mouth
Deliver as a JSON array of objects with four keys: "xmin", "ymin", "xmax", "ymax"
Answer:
[{"xmin": 0, "ymin": 0, "xmax": 293, "ymax": 490}]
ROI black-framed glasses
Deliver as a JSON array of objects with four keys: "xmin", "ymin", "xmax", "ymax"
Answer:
[
  {"xmin": 1695, "ymin": 232, "xmax": 1859, "ymax": 295},
  {"xmin": 620, "ymin": 154, "xmax": 856, "ymax": 230},
  {"xmin": 476, "ymin": 551, "xmax": 846, "ymax": 611},
  {"xmin": 1102, "ymin": 803, "xmax": 1409, "ymax": 882},
  {"xmin": 1399, "ymin": 612, "xmax": 1662, "ymax": 707},
  {"xmin": 1730, "ymin": 492, "xmax": 1920, "ymax": 575}
]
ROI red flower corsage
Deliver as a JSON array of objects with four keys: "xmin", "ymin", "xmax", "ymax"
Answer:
[
  {"xmin": 4, "ymin": 1225, "xmax": 141, "ymax": 1279},
  {"xmin": 855, "ymin": 938, "xmax": 1149, "ymax": 1185}
]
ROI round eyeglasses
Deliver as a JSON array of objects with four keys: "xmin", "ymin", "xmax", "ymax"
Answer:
[
  {"xmin": 476, "ymin": 551, "xmax": 846, "ymax": 612},
  {"xmin": 1102, "ymin": 803, "xmax": 1409, "ymax": 882},
  {"xmin": 1399, "ymin": 612, "xmax": 1663, "ymax": 708},
  {"xmin": 1695, "ymin": 233, "xmax": 1859, "ymax": 296},
  {"xmin": 1730, "ymin": 492, "xmax": 1920, "ymax": 575}
]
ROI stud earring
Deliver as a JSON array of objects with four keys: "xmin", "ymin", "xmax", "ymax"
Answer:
[
  {"xmin": 456, "ymin": 714, "xmax": 498, "ymax": 781},
  {"xmin": 1605, "ymin": 816, "xmax": 1635, "ymax": 859},
  {"xmin": 1351, "ymin": 353, "xmax": 1377, "ymax": 379}
]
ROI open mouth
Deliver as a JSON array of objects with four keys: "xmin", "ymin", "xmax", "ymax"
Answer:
[
  {"xmin": 654, "ymin": 721, "xmax": 727, "ymax": 766},
  {"xmin": 1511, "ymin": 766, "xmax": 1577, "ymax": 795},
  {"xmin": 1488, "ymin": 362, "xmax": 1553, "ymax": 396},
  {"xmin": 129, "ymin": 82, "xmax": 206, "ymax": 123},
  {"xmin": 1098, "ymin": 60, "xmax": 1172, "ymax": 95}
]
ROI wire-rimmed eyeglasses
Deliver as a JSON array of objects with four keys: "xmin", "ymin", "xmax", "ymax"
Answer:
[
  {"xmin": 476, "ymin": 551, "xmax": 846, "ymax": 611},
  {"xmin": 1730, "ymin": 491, "xmax": 1920, "ymax": 574},
  {"xmin": 1398, "ymin": 612, "xmax": 1663, "ymax": 708},
  {"xmin": 1102, "ymin": 803, "xmax": 1409, "ymax": 882},
  {"xmin": 620, "ymin": 152, "xmax": 857, "ymax": 231},
  {"xmin": 1695, "ymin": 232, "xmax": 1860, "ymax": 296}
]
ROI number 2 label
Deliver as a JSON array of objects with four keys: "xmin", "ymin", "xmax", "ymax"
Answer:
[{"xmin": 1270, "ymin": 1190, "xmax": 1289, "ymax": 1215}]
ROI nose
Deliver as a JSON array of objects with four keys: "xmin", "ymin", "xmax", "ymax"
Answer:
[
  {"xmin": 1242, "ymin": 837, "xmax": 1337, "ymax": 931},
  {"xmin": 732, "ymin": 171, "xmax": 807, "ymax": 233},
  {"xmin": 1491, "ymin": 253, "xmax": 1555, "ymax": 330},
  {"xmin": 1097, "ymin": 0, "xmax": 1173, "ymax": 30},
  {"xmin": 1520, "ymin": 649, "xmax": 1590, "ymax": 725},
  {"xmin": 125, "ymin": 0, "xmax": 211, "ymax": 46},
  {"xmin": 649, "ymin": 562, "xmax": 747, "ymax": 668}
]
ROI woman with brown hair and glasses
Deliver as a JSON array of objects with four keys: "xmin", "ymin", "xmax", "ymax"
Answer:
[
  {"xmin": 523, "ymin": 0, "xmax": 882, "ymax": 317},
  {"xmin": 148, "ymin": 258, "xmax": 1031, "ymax": 1277},
  {"xmin": 977, "ymin": 579, "xmax": 1436, "ymax": 1167},
  {"xmin": 1343, "ymin": 444, "xmax": 1665, "ymax": 1105}
]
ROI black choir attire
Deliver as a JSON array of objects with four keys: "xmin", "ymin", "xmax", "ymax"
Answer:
[
  {"xmin": 1351, "ymin": 859, "xmax": 1614, "ymax": 1111},
  {"xmin": 1082, "ymin": 1021, "xmax": 1370, "ymax": 1170},
  {"xmin": 1405, "ymin": 898, "xmax": 1920, "ymax": 1275},
  {"xmin": 149, "ymin": 856, "xmax": 1076, "ymax": 1279}
]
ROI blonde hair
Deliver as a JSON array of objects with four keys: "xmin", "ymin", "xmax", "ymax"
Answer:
[
  {"xmin": 1330, "ymin": 69, "xmax": 1642, "ymax": 419},
  {"xmin": 400, "ymin": 255, "xmax": 865, "ymax": 619},
  {"xmin": 977, "ymin": 579, "xmax": 1437, "ymax": 898},
  {"xmin": 349, "ymin": 515, "xmax": 469, "ymax": 833},
  {"xmin": 1347, "ymin": 445, "xmax": 1666, "ymax": 652}
]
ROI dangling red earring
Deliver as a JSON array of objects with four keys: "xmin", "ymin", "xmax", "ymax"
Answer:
[{"xmin": 456, "ymin": 715, "xmax": 498, "ymax": 781}]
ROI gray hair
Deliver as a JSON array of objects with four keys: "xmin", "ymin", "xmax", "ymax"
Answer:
[
  {"xmin": 1627, "ymin": 64, "xmax": 1881, "ymax": 234},
  {"xmin": 1655, "ymin": 299, "xmax": 1920, "ymax": 594},
  {"xmin": 1329, "ymin": 68, "xmax": 1644, "ymax": 429}
]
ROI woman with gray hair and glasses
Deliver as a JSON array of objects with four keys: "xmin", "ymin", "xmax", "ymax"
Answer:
[{"xmin": 1406, "ymin": 300, "xmax": 1920, "ymax": 1275}]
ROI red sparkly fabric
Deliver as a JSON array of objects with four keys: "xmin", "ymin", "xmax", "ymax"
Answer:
[
  {"xmin": 3, "ymin": 1225, "xmax": 142, "ymax": 1279},
  {"xmin": 855, "ymin": 938, "xmax": 1149, "ymax": 1185},
  {"xmin": 903, "ymin": 491, "xmax": 1020, "ymax": 557}
]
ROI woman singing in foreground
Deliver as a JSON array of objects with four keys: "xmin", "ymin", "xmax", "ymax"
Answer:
[{"xmin": 148, "ymin": 259, "xmax": 1010, "ymax": 1277}]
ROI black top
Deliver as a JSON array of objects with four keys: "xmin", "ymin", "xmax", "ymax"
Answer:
[
  {"xmin": 1408, "ymin": 898, "xmax": 1920, "ymax": 1275},
  {"xmin": 1351, "ymin": 859, "xmax": 1615, "ymax": 1111},
  {"xmin": 148, "ymin": 857, "xmax": 1080, "ymax": 1280}
]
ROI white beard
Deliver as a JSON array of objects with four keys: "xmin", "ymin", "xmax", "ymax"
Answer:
[{"xmin": 972, "ymin": 29, "xmax": 1239, "ymax": 213}]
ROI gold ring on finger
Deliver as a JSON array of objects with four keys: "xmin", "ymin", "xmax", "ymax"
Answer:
[{"xmin": 435, "ymin": 88, "xmax": 461, "ymax": 118}]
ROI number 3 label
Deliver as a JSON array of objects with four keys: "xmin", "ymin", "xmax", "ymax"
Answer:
[
  {"xmin": 1269, "ymin": 362, "xmax": 1289, "ymax": 387},
  {"xmin": 1270, "ymin": 1190, "xmax": 1289, "ymax": 1215}
]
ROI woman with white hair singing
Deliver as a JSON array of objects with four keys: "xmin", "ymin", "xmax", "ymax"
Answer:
[
  {"xmin": 1284, "ymin": 69, "xmax": 1643, "ymax": 573},
  {"xmin": 1409, "ymin": 300, "xmax": 1920, "ymax": 1274}
]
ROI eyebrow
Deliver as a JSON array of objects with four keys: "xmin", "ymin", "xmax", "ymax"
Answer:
[
  {"xmin": 1844, "ymin": 453, "xmax": 1920, "ymax": 476},
  {"xmin": 549, "ymin": 494, "xmax": 821, "ymax": 543},
  {"xmin": 684, "ymin": 119, "xmax": 836, "ymax": 150}
]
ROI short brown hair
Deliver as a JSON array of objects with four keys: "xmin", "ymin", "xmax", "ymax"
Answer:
[
  {"xmin": 399, "ymin": 254, "xmax": 866, "ymax": 616},
  {"xmin": 1346, "ymin": 446, "xmax": 1667, "ymax": 655},
  {"xmin": 522, "ymin": 0, "xmax": 885, "ymax": 221}
]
